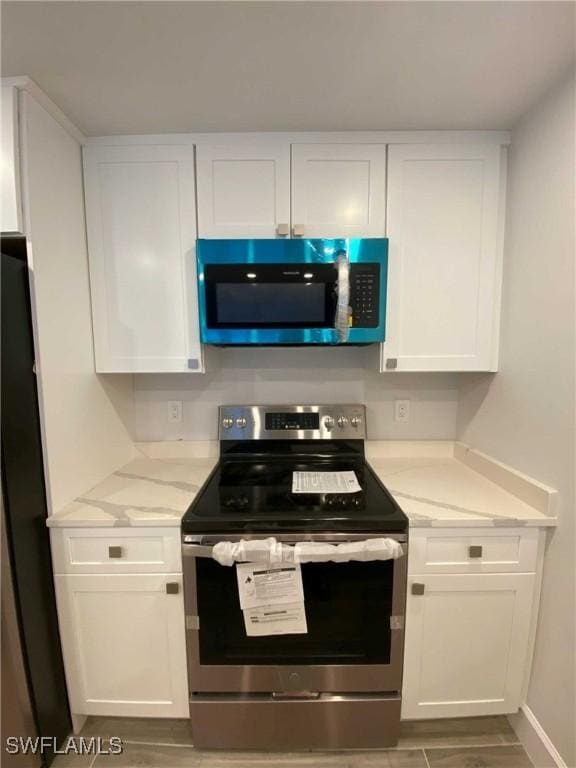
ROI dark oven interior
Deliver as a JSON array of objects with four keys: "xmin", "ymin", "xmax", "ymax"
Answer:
[{"xmin": 196, "ymin": 558, "xmax": 394, "ymax": 666}]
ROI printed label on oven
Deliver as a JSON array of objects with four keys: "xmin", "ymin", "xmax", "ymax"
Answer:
[
  {"xmin": 236, "ymin": 563, "xmax": 304, "ymax": 610},
  {"xmin": 243, "ymin": 602, "xmax": 308, "ymax": 636},
  {"xmin": 292, "ymin": 470, "xmax": 361, "ymax": 494}
]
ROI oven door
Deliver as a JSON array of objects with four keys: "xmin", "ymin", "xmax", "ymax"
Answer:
[{"xmin": 183, "ymin": 533, "xmax": 407, "ymax": 694}]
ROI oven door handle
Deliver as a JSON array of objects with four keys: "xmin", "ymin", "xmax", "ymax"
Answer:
[
  {"xmin": 184, "ymin": 533, "xmax": 407, "ymax": 545},
  {"xmin": 182, "ymin": 539, "xmax": 407, "ymax": 559},
  {"xmin": 183, "ymin": 544, "xmax": 214, "ymax": 558}
]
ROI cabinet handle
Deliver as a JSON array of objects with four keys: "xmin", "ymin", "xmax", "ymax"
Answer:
[
  {"xmin": 276, "ymin": 223, "xmax": 289, "ymax": 237},
  {"xmin": 411, "ymin": 582, "xmax": 425, "ymax": 596},
  {"xmin": 292, "ymin": 224, "xmax": 305, "ymax": 237},
  {"xmin": 385, "ymin": 358, "xmax": 398, "ymax": 370},
  {"xmin": 469, "ymin": 545, "xmax": 483, "ymax": 558},
  {"xmin": 108, "ymin": 546, "xmax": 123, "ymax": 559},
  {"xmin": 166, "ymin": 582, "xmax": 180, "ymax": 595}
]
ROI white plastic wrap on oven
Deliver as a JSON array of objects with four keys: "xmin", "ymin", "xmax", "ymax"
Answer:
[{"xmin": 209, "ymin": 537, "xmax": 404, "ymax": 567}]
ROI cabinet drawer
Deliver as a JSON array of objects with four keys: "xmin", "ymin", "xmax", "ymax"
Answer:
[
  {"xmin": 409, "ymin": 528, "xmax": 539, "ymax": 574},
  {"xmin": 50, "ymin": 528, "xmax": 181, "ymax": 574}
]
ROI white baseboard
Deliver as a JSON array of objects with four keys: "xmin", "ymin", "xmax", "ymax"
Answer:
[
  {"xmin": 509, "ymin": 705, "xmax": 569, "ymax": 768},
  {"xmin": 70, "ymin": 713, "xmax": 87, "ymax": 735}
]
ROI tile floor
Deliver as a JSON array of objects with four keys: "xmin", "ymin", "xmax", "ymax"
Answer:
[{"xmin": 51, "ymin": 716, "xmax": 534, "ymax": 768}]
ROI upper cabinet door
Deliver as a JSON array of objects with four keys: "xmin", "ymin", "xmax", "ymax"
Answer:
[
  {"xmin": 196, "ymin": 144, "xmax": 291, "ymax": 238},
  {"xmin": 1, "ymin": 86, "xmax": 23, "ymax": 233},
  {"xmin": 83, "ymin": 145, "xmax": 203, "ymax": 373},
  {"xmin": 291, "ymin": 144, "xmax": 387, "ymax": 238},
  {"xmin": 383, "ymin": 144, "xmax": 504, "ymax": 372}
]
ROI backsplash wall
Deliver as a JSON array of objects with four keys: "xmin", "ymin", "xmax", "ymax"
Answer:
[{"xmin": 133, "ymin": 348, "xmax": 461, "ymax": 441}]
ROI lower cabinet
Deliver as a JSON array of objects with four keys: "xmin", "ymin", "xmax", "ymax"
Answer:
[
  {"xmin": 54, "ymin": 572, "xmax": 188, "ymax": 718},
  {"xmin": 402, "ymin": 527, "xmax": 543, "ymax": 720}
]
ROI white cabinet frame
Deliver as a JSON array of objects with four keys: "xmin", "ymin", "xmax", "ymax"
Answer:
[
  {"xmin": 403, "ymin": 527, "xmax": 545, "ymax": 721},
  {"xmin": 402, "ymin": 572, "xmax": 536, "ymax": 719},
  {"xmin": 383, "ymin": 143, "xmax": 506, "ymax": 372},
  {"xmin": 83, "ymin": 144, "xmax": 203, "ymax": 373},
  {"xmin": 54, "ymin": 572, "xmax": 188, "ymax": 717},
  {"xmin": 291, "ymin": 144, "xmax": 387, "ymax": 238},
  {"xmin": 196, "ymin": 143, "xmax": 291, "ymax": 238}
]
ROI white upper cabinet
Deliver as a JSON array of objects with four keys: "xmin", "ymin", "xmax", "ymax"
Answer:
[
  {"xmin": 291, "ymin": 144, "xmax": 387, "ymax": 238},
  {"xmin": 1, "ymin": 85, "xmax": 23, "ymax": 233},
  {"xmin": 196, "ymin": 143, "xmax": 291, "ymax": 238},
  {"xmin": 82, "ymin": 134, "xmax": 507, "ymax": 373},
  {"xmin": 83, "ymin": 145, "xmax": 203, "ymax": 373},
  {"xmin": 383, "ymin": 144, "xmax": 505, "ymax": 372}
]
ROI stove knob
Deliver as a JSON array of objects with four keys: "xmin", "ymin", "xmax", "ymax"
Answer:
[
  {"xmin": 351, "ymin": 416, "xmax": 361, "ymax": 428},
  {"xmin": 337, "ymin": 415, "xmax": 349, "ymax": 429},
  {"xmin": 323, "ymin": 416, "xmax": 334, "ymax": 431},
  {"xmin": 222, "ymin": 417, "xmax": 234, "ymax": 429},
  {"xmin": 235, "ymin": 417, "xmax": 247, "ymax": 429}
]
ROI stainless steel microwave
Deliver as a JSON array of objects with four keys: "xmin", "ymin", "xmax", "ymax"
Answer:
[{"xmin": 196, "ymin": 238, "xmax": 388, "ymax": 345}]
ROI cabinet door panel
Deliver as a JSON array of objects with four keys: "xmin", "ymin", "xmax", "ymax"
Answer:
[
  {"xmin": 1, "ymin": 85, "xmax": 22, "ymax": 232},
  {"xmin": 402, "ymin": 573, "xmax": 535, "ymax": 719},
  {"xmin": 83, "ymin": 145, "xmax": 202, "ymax": 373},
  {"xmin": 291, "ymin": 144, "xmax": 387, "ymax": 238},
  {"xmin": 196, "ymin": 144, "xmax": 290, "ymax": 238},
  {"xmin": 384, "ymin": 144, "xmax": 504, "ymax": 371},
  {"xmin": 55, "ymin": 573, "xmax": 188, "ymax": 717}
]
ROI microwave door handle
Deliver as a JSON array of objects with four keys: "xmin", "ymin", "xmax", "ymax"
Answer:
[{"xmin": 335, "ymin": 252, "xmax": 350, "ymax": 343}]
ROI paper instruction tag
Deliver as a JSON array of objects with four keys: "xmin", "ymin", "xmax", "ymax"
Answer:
[
  {"xmin": 243, "ymin": 602, "xmax": 308, "ymax": 636},
  {"xmin": 292, "ymin": 470, "xmax": 361, "ymax": 494},
  {"xmin": 236, "ymin": 563, "xmax": 304, "ymax": 610}
]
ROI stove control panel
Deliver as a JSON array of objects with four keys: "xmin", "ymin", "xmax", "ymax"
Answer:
[{"xmin": 218, "ymin": 404, "xmax": 366, "ymax": 440}]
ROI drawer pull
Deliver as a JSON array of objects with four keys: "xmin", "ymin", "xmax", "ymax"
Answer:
[
  {"xmin": 411, "ymin": 583, "xmax": 425, "ymax": 596},
  {"xmin": 108, "ymin": 546, "xmax": 123, "ymax": 559},
  {"xmin": 166, "ymin": 582, "xmax": 180, "ymax": 595},
  {"xmin": 469, "ymin": 545, "xmax": 483, "ymax": 559}
]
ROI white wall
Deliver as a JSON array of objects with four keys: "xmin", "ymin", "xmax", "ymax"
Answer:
[
  {"xmin": 134, "ymin": 347, "xmax": 460, "ymax": 441},
  {"xmin": 457, "ymin": 74, "xmax": 575, "ymax": 765},
  {"xmin": 20, "ymin": 90, "xmax": 135, "ymax": 513}
]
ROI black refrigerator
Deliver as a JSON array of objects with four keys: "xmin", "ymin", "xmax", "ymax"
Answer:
[{"xmin": 1, "ymin": 233, "xmax": 71, "ymax": 767}]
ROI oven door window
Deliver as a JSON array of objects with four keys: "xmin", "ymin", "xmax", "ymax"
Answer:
[
  {"xmin": 204, "ymin": 263, "xmax": 337, "ymax": 329},
  {"xmin": 196, "ymin": 559, "xmax": 393, "ymax": 665}
]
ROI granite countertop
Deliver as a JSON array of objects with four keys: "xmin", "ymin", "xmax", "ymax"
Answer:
[
  {"xmin": 368, "ymin": 456, "xmax": 556, "ymax": 528},
  {"xmin": 46, "ymin": 455, "xmax": 217, "ymax": 528},
  {"xmin": 47, "ymin": 442, "xmax": 557, "ymax": 529}
]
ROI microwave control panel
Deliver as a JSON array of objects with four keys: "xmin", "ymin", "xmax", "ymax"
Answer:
[{"xmin": 349, "ymin": 263, "xmax": 380, "ymax": 328}]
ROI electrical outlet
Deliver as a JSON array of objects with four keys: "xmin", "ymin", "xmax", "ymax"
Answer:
[
  {"xmin": 168, "ymin": 400, "xmax": 183, "ymax": 423},
  {"xmin": 394, "ymin": 399, "xmax": 410, "ymax": 423}
]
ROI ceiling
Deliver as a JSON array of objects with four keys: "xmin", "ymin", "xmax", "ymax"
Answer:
[{"xmin": 2, "ymin": 1, "xmax": 575, "ymax": 136}]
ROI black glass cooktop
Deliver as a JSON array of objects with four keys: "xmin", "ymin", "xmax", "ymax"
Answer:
[{"xmin": 182, "ymin": 440, "xmax": 407, "ymax": 534}]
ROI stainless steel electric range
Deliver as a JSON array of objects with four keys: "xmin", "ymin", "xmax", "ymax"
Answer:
[{"xmin": 181, "ymin": 404, "xmax": 408, "ymax": 750}]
